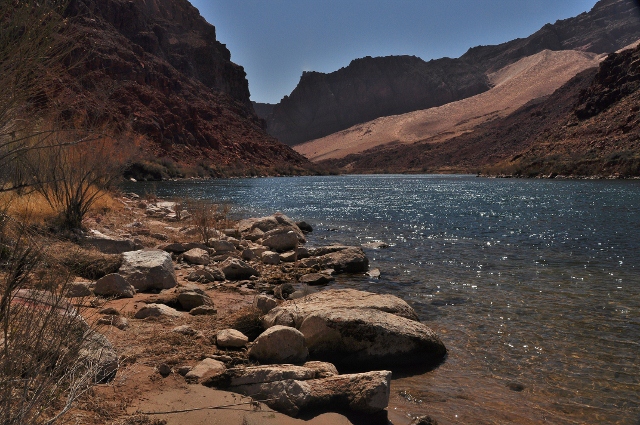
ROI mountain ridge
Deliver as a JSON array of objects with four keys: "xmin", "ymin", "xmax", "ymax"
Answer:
[
  {"xmin": 318, "ymin": 42, "xmax": 640, "ymax": 177},
  {"xmin": 262, "ymin": 0, "xmax": 640, "ymax": 147}
]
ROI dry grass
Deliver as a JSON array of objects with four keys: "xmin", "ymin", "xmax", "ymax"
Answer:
[
  {"xmin": 0, "ymin": 190, "xmax": 124, "ymax": 227},
  {"xmin": 48, "ymin": 242, "xmax": 123, "ymax": 280}
]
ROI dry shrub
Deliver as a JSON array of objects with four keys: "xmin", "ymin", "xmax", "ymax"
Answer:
[
  {"xmin": 0, "ymin": 217, "xmax": 112, "ymax": 425},
  {"xmin": 21, "ymin": 133, "xmax": 129, "ymax": 230},
  {"xmin": 186, "ymin": 199, "xmax": 217, "ymax": 243},
  {"xmin": 53, "ymin": 245, "xmax": 122, "ymax": 280}
]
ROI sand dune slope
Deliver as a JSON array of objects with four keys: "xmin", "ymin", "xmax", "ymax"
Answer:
[{"xmin": 296, "ymin": 50, "xmax": 603, "ymax": 162}]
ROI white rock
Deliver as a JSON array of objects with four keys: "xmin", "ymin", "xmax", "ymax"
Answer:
[
  {"xmin": 185, "ymin": 358, "xmax": 226, "ymax": 383},
  {"xmin": 134, "ymin": 303, "xmax": 182, "ymax": 319},
  {"xmin": 248, "ymin": 325, "xmax": 308, "ymax": 364},
  {"xmin": 119, "ymin": 250, "xmax": 177, "ymax": 291},
  {"xmin": 183, "ymin": 248, "xmax": 210, "ymax": 265},
  {"xmin": 216, "ymin": 329, "xmax": 249, "ymax": 348}
]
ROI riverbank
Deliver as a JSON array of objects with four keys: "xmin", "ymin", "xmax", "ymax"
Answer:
[{"xmin": 52, "ymin": 192, "xmax": 444, "ymax": 425}]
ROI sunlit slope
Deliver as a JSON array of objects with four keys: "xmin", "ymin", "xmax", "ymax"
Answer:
[{"xmin": 295, "ymin": 50, "xmax": 603, "ymax": 162}]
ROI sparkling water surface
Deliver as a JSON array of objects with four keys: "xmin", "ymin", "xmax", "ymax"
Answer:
[{"xmin": 124, "ymin": 175, "xmax": 640, "ymax": 425}]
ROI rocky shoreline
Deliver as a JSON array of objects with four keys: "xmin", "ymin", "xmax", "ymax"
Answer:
[{"xmin": 55, "ymin": 193, "xmax": 447, "ymax": 424}]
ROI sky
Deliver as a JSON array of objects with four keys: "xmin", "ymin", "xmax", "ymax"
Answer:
[{"xmin": 189, "ymin": 0, "xmax": 600, "ymax": 104}]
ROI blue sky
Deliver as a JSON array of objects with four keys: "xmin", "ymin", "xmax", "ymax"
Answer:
[{"xmin": 189, "ymin": 0, "xmax": 599, "ymax": 104}]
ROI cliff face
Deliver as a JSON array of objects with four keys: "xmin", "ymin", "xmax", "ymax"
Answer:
[
  {"xmin": 322, "ymin": 43, "xmax": 640, "ymax": 177},
  {"xmin": 266, "ymin": 0, "xmax": 640, "ymax": 147},
  {"xmin": 69, "ymin": 0, "xmax": 251, "ymax": 107},
  {"xmin": 266, "ymin": 56, "xmax": 490, "ymax": 146},
  {"xmin": 54, "ymin": 0, "xmax": 308, "ymax": 171}
]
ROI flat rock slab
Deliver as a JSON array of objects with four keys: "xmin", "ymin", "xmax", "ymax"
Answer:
[
  {"xmin": 262, "ymin": 289, "xmax": 420, "ymax": 328},
  {"xmin": 119, "ymin": 250, "xmax": 177, "ymax": 291},
  {"xmin": 134, "ymin": 385, "xmax": 354, "ymax": 425},
  {"xmin": 228, "ymin": 370, "xmax": 391, "ymax": 417}
]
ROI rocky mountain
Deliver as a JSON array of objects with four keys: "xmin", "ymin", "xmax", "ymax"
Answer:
[
  {"xmin": 263, "ymin": 56, "xmax": 491, "ymax": 146},
  {"xmin": 295, "ymin": 49, "xmax": 603, "ymax": 162},
  {"xmin": 321, "ymin": 43, "xmax": 640, "ymax": 177},
  {"xmin": 54, "ymin": 0, "xmax": 309, "ymax": 176},
  {"xmin": 265, "ymin": 0, "xmax": 640, "ymax": 147}
]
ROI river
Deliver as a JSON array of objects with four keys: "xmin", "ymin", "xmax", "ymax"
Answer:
[{"xmin": 124, "ymin": 175, "xmax": 640, "ymax": 425}]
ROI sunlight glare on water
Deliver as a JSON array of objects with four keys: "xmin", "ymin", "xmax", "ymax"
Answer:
[{"xmin": 125, "ymin": 175, "xmax": 640, "ymax": 424}]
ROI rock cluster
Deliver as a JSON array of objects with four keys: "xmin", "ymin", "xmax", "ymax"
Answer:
[{"xmin": 77, "ymin": 208, "xmax": 447, "ymax": 421}]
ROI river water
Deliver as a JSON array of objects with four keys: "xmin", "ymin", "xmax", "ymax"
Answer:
[{"xmin": 124, "ymin": 175, "xmax": 640, "ymax": 425}]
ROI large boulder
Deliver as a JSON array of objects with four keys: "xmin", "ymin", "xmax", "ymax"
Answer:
[
  {"xmin": 261, "ymin": 251, "xmax": 281, "ymax": 265},
  {"xmin": 262, "ymin": 289, "xmax": 419, "ymax": 328},
  {"xmin": 83, "ymin": 230, "xmax": 138, "ymax": 254},
  {"xmin": 261, "ymin": 289, "xmax": 445, "ymax": 369},
  {"xmin": 93, "ymin": 274, "xmax": 135, "ymax": 298},
  {"xmin": 262, "ymin": 230, "xmax": 299, "ymax": 252},
  {"xmin": 219, "ymin": 258, "xmax": 259, "ymax": 280},
  {"xmin": 318, "ymin": 247, "xmax": 369, "ymax": 273},
  {"xmin": 254, "ymin": 294, "xmax": 278, "ymax": 314},
  {"xmin": 238, "ymin": 213, "xmax": 306, "ymax": 244},
  {"xmin": 248, "ymin": 325, "xmax": 308, "ymax": 364},
  {"xmin": 119, "ymin": 250, "xmax": 177, "ymax": 291},
  {"xmin": 299, "ymin": 308, "xmax": 446, "ymax": 369}
]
